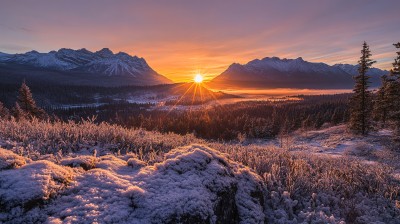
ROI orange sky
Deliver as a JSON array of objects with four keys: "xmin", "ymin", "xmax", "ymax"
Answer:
[{"xmin": 1, "ymin": 0, "xmax": 400, "ymax": 82}]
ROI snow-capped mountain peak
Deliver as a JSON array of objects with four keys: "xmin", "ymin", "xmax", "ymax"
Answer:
[
  {"xmin": 212, "ymin": 56, "xmax": 388, "ymax": 89},
  {"xmin": 1, "ymin": 48, "xmax": 162, "ymax": 77},
  {"xmin": 333, "ymin": 63, "xmax": 389, "ymax": 77},
  {"xmin": 0, "ymin": 52, "xmax": 11, "ymax": 59},
  {"xmin": 95, "ymin": 48, "xmax": 114, "ymax": 58},
  {"xmin": 0, "ymin": 48, "xmax": 172, "ymax": 85},
  {"xmin": 245, "ymin": 56, "xmax": 335, "ymax": 74}
]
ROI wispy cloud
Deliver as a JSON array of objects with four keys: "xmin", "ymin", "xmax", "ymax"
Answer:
[{"xmin": 0, "ymin": 0, "xmax": 399, "ymax": 82}]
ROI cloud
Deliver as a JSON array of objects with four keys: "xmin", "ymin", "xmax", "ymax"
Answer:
[{"xmin": 0, "ymin": 0, "xmax": 399, "ymax": 81}]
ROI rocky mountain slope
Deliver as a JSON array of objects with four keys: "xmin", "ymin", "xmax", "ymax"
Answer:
[
  {"xmin": 0, "ymin": 48, "xmax": 172, "ymax": 86},
  {"xmin": 210, "ymin": 57, "xmax": 388, "ymax": 89}
]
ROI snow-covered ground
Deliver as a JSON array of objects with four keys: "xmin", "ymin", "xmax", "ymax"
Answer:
[
  {"xmin": 0, "ymin": 119, "xmax": 399, "ymax": 223},
  {"xmin": 0, "ymin": 145, "xmax": 266, "ymax": 223},
  {"xmin": 253, "ymin": 125, "xmax": 400, "ymax": 181},
  {"xmin": 290, "ymin": 125, "xmax": 391, "ymax": 154}
]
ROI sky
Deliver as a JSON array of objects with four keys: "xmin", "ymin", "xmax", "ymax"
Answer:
[{"xmin": 1, "ymin": 0, "xmax": 399, "ymax": 82}]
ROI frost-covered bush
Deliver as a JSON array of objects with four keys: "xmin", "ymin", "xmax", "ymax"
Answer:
[
  {"xmin": 210, "ymin": 143, "xmax": 400, "ymax": 223},
  {"xmin": 0, "ymin": 118, "xmax": 201, "ymax": 161},
  {"xmin": 0, "ymin": 148, "xmax": 26, "ymax": 170}
]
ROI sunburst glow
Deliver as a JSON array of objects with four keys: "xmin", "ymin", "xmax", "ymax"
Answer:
[{"xmin": 194, "ymin": 74, "xmax": 203, "ymax": 83}]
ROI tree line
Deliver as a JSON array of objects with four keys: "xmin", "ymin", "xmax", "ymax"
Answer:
[{"xmin": 46, "ymin": 95, "xmax": 350, "ymax": 140}]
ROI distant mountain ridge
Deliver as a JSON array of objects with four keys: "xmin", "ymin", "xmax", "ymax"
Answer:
[
  {"xmin": 332, "ymin": 63, "xmax": 388, "ymax": 77},
  {"xmin": 210, "ymin": 57, "xmax": 388, "ymax": 89},
  {"xmin": 0, "ymin": 48, "xmax": 172, "ymax": 86}
]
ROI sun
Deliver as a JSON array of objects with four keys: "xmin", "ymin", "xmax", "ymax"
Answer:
[{"xmin": 194, "ymin": 74, "xmax": 203, "ymax": 83}]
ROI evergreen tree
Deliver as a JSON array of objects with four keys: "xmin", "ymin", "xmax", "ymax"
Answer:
[
  {"xmin": 386, "ymin": 42, "xmax": 400, "ymax": 133},
  {"xmin": 0, "ymin": 101, "xmax": 10, "ymax": 120},
  {"xmin": 331, "ymin": 108, "xmax": 342, "ymax": 125},
  {"xmin": 12, "ymin": 102, "xmax": 26, "ymax": 121},
  {"xmin": 349, "ymin": 42, "xmax": 375, "ymax": 135},
  {"xmin": 373, "ymin": 75, "xmax": 390, "ymax": 127},
  {"xmin": 391, "ymin": 42, "xmax": 400, "ymax": 76},
  {"xmin": 17, "ymin": 81, "xmax": 37, "ymax": 113},
  {"xmin": 16, "ymin": 81, "xmax": 46, "ymax": 119}
]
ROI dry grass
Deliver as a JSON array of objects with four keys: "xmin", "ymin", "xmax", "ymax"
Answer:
[{"xmin": 0, "ymin": 118, "xmax": 202, "ymax": 161}]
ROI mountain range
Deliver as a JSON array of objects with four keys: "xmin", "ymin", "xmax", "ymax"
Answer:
[
  {"xmin": 209, "ymin": 57, "xmax": 388, "ymax": 89},
  {"xmin": 0, "ymin": 48, "xmax": 172, "ymax": 86},
  {"xmin": 0, "ymin": 48, "xmax": 389, "ymax": 89}
]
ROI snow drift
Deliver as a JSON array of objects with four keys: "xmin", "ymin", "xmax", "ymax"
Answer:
[{"xmin": 0, "ymin": 145, "xmax": 266, "ymax": 224}]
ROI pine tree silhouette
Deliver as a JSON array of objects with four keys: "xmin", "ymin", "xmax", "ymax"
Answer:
[{"xmin": 349, "ymin": 42, "xmax": 375, "ymax": 135}]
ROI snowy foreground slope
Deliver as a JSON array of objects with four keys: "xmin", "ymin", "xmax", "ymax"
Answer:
[
  {"xmin": 0, "ymin": 145, "xmax": 266, "ymax": 223},
  {"xmin": 0, "ymin": 119, "xmax": 399, "ymax": 223}
]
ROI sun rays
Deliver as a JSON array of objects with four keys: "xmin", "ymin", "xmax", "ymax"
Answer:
[{"xmin": 161, "ymin": 72, "xmax": 227, "ymax": 123}]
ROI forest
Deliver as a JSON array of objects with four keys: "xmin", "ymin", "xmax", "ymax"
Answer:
[{"xmin": 46, "ymin": 94, "xmax": 350, "ymax": 140}]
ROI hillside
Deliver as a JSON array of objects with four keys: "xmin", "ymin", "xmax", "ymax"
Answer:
[
  {"xmin": 0, "ymin": 48, "xmax": 172, "ymax": 87},
  {"xmin": 210, "ymin": 57, "xmax": 388, "ymax": 89}
]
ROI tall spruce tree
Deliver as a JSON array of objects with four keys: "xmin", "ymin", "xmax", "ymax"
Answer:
[
  {"xmin": 16, "ymin": 81, "xmax": 46, "ymax": 119},
  {"xmin": 349, "ymin": 42, "xmax": 375, "ymax": 135},
  {"xmin": 17, "ymin": 81, "xmax": 37, "ymax": 113},
  {"xmin": 386, "ymin": 42, "xmax": 400, "ymax": 133}
]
